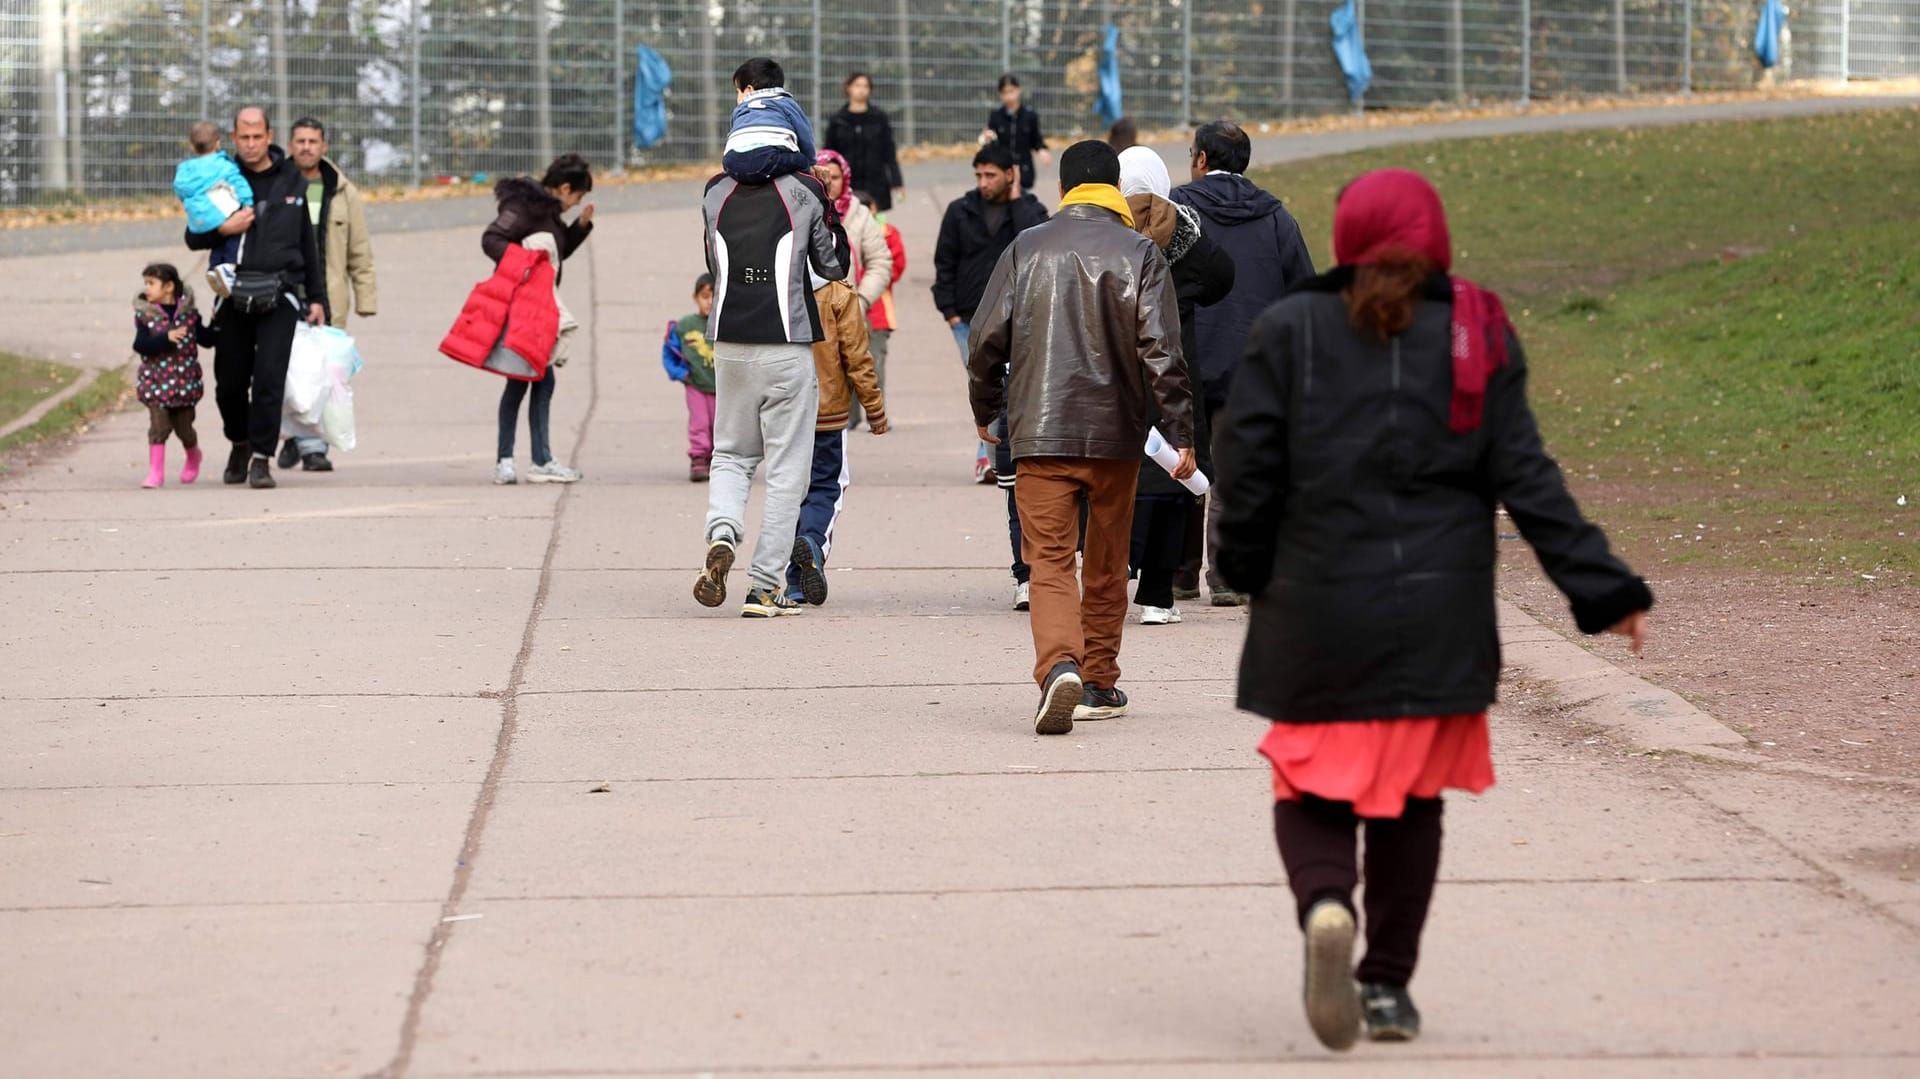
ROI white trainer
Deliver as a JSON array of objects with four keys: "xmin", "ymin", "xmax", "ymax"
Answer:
[
  {"xmin": 1014, "ymin": 580, "xmax": 1030, "ymax": 611},
  {"xmin": 1140, "ymin": 605, "xmax": 1183, "ymax": 625},
  {"xmin": 526, "ymin": 461, "xmax": 582, "ymax": 484},
  {"xmin": 493, "ymin": 458, "xmax": 517, "ymax": 485}
]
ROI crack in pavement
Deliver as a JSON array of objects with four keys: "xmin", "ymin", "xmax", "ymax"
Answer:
[{"xmin": 375, "ymin": 243, "xmax": 606, "ymax": 1079}]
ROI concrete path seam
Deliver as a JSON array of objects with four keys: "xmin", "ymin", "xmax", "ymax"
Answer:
[{"xmin": 379, "ymin": 245, "xmax": 605, "ymax": 1079}]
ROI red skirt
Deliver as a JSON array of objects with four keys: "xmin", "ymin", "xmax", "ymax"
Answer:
[{"xmin": 1259, "ymin": 714, "xmax": 1496, "ymax": 819}]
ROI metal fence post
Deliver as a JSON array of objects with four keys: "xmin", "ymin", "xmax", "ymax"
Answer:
[
  {"xmin": 1282, "ymin": 0, "xmax": 1297, "ymax": 112},
  {"xmin": 1681, "ymin": 0, "xmax": 1692, "ymax": 92},
  {"xmin": 1355, "ymin": 0, "xmax": 1366, "ymax": 113},
  {"xmin": 65, "ymin": 0, "xmax": 84, "ymax": 191},
  {"xmin": 811, "ymin": 0, "xmax": 823, "ymax": 125},
  {"xmin": 1181, "ymin": 0, "xmax": 1192, "ymax": 129},
  {"xmin": 613, "ymin": 0, "xmax": 624, "ymax": 171},
  {"xmin": 1613, "ymin": 0, "xmax": 1628, "ymax": 92},
  {"xmin": 37, "ymin": 0, "xmax": 67, "ymax": 191},
  {"xmin": 534, "ymin": 0, "xmax": 554, "ymax": 166},
  {"xmin": 897, "ymin": 0, "xmax": 915, "ymax": 145},
  {"xmin": 408, "ymin": 0, "xmax": 422, "ymax": 187},
  {"xmin": 1519, "ymin": 0, "xmax": 1531, "ymax": 103},
  {"xmin": 1840, "ymin": 0, "xmax": 1851, "ymax": 80},
  {"xmin": 1450, "ymin": 0, "xmax": 1465, "ymax": 101},
  {"xmin": 1000, "ymin": 0, "xmax": 1011, "ymax": 77},
  {"xmin": 199, "ymin": 0, "xmax": 211, "ymax": 120},
  {"xmin": 269, "ymin": 0, "xmax": 290, "ymax": 134}
]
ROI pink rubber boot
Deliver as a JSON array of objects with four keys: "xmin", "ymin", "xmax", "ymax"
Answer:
[
  {"xmin": 180, "ymin": 446, "xmax": 203, "ymax": 485},
  {"xmin": 142, "ymin": 444, "xmax": 166, "ymax": 489}
]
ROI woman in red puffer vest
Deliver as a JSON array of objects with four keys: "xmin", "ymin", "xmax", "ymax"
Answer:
[{"xmin": 481, "ymin": 154, "xmax": 594, "ymax": 485}]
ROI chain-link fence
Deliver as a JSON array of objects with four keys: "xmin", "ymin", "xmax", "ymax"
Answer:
[{"xmin": 2, "ymin": 0, "xmax": 1914, "ymax": 206}]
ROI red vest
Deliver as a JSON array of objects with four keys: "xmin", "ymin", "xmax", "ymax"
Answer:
[{"xmin": 439, "ymin": 244, "xmax": 559, "ymax": 380}]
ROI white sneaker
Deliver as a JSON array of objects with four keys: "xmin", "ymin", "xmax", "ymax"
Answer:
[
  {"xmin": 493, "ymin": 458, "xmax": 516, "ymax": 485},
  {"xmin": 526, "ymin": 461, "xmax": 582, "ymax": 484},
  {"xmin": 1014, "ymin": 581, "xmax": 1030, "ymax": 611},
  {"xmin": 1140, "ymin": 605, "xmax": 1183, "ymax": 625}
]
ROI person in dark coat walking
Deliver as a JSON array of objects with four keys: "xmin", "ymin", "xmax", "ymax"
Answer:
[
  {"xmin": 1117, "ymin": 146, "xmax": 1234, "ymax": 625},
  {"xmin": 980, "ymin": 74, "xmax": 1050, "ymax": 194},
  {"xmin": 1170, "ymin": 119, "xmax": 1316, "ymax": 606},
  {"xmin": 823, "ymin": 72, "xmax": 904, "ymax": 213},
  {"xmin": 1212, "ymin": 168, "xmax": 1653, "ymax": 1052}
]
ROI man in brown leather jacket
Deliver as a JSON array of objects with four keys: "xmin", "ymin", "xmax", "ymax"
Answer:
[{"xmin": 968, "ymin": 140, "xmax": 1197, "ymax": 736}]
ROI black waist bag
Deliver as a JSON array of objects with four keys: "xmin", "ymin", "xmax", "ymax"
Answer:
[{"xmin": 230, "ymin": 271, "xmax": 285, "ymax": 315}]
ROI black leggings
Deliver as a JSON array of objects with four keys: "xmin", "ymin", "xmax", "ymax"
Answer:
[{"xmin": 1273, "ymin": 795, "xmax": 1444, "ymax": 987}]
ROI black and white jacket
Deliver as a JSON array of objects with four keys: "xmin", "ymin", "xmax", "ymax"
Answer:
[{"xmin": 701, "ymin": 171, "xmax": 849, "ymax": 346}]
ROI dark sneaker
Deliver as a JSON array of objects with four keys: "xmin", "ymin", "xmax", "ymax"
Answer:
[
  {"xmin": 741, "ymin": 587, "xmax": 801, "ymax": 618},
  {"xmin": 301, "ymin": 452, "xmax": 334, "ymax": 472},
  {"xmin": 276, "ymin": 438, "xmax": 301, "ymax": 469},
  {"xmin": 791, "ymin": 535, "xmax": 829, "ymax": 606},
  {"xmin": 1302, "ymin": 899, "xmax": 1362, "ymax": 1051},
  {"xmin": 1210, "ymin": 590, "xmax": 1249, "ymax": 608},
  {"xmin": 693, "ymin": 537, "xmax": 736, "ymax": 608},
  {"xmin": 1360, "ymin": 982, "xmax": 1421, "ymax": 1043},
  {"xmin": 223, "ymin": 444, "xmax": 250, "ymax": 485},
  {"xmin": 1172, "ymin": 586, "xmax": 1202, "ymax": 602},
  {"xmin": 1074, "ymin": 685, "xmax": 1129, "ymax": 721},
  {"xmin": 689, "ymin": 458, "xmax": 711, "ymax": 483},
  {"xmin": 247, "ymin": 457, "xmax": 276, "ymax": 490},
  {"xmin": 1033, "ymin": 661, "xmax": 1082, "ymax": 736}
]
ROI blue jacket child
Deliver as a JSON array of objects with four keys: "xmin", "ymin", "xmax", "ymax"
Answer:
[
  {"xmin": 723, "ymin": 60, "xmax": 816, "ymax": 185},
  {"xmin": 172, "ymin": 123, "xmax": 253, "ymax": 271}
]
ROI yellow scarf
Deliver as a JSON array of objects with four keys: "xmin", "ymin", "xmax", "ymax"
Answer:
[{"xmin": 1058, "ymin": 183, "xmax": 1135, "ymax": 228}]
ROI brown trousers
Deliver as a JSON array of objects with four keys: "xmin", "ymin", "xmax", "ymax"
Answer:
[
  {"xmin": 1014, "ymin": 456, "xmax": 1139, "ymax": 688},
  {"xmin": 146, "ymin": 405, "xmax": 198, "ymax": 448}
]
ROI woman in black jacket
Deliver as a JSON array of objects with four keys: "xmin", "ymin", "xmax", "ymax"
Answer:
[
  {"xmin": 980, "ymin": 74, "xmax": 1049, "ymax": 194},
  {"xmin": 822, "ymin": 72, "xmax": 903, "ymax": 213},
  {"xmin": 482, "ymin": 153, "xmax": 594, "ymax": 486},
  {"xmin": 1119, "ymin": 146, "xmax": 1234, "ymax": 625},
  {"xmin": 1213, "ymin": 169, "xmax": 1652, "ymax": 1051}
]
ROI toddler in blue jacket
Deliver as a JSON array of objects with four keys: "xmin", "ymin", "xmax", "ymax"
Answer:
[
  {"xmin": 723, "ymin": 58, "xmax": 815, "ymax": 184},
  {"xmin": 172, "ymin": 120, "xmax": 252, "ymax": 296}
]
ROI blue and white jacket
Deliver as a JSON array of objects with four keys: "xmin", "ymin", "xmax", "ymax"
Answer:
[
  {"xmin": 173, "ymin": 151, "xmax": 253, "ymax": 234},
  {"xmin": 723, "ymin": 87, "xmax": 817, "ymax": 184}
]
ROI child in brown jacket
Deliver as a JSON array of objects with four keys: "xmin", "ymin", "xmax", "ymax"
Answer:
[{"xmin": 785, "ymin": 276, "xmax": 889, "ymax": 606}]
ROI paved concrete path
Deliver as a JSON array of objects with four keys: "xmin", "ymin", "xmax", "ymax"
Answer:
[{"xmin": 3, "ymin": 96, "xmax": 1918, "ymax": 1077}]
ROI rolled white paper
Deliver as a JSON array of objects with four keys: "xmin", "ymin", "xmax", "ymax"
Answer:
[{"xmin": 1145, "ymin": 426, "xmax": 1211, "ymax": 495}]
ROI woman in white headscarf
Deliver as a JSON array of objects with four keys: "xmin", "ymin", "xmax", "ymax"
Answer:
[{"xmin": 1115, "ymin": 145, "xmax": 1236, "ymax": 625}]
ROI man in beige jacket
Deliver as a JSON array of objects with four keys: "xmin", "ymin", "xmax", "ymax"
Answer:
[{"xmin": 279, "ymin": 116, "xmax": 378, "ymax": 471}]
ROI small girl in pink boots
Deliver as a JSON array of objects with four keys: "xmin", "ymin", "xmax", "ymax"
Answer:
[{"xmin": 130, "ymin": 262, "xmax": 211, "ymax": 488}]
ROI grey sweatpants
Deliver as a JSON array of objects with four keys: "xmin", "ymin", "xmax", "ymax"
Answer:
[{"xmin": 704, "ymin": 342, "xmax": 820, "ymax": 592}]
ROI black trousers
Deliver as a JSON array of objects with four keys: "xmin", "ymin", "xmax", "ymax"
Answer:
[
  {"xmin": 214, "ymin": 301, "xmax": 298, "ymax": 456},
  {"xmin": 1131, "ymin": 493, "xmax": 1192, "ymax": 608},
  {"xmin": 1273, "ymin": 794, "xmax": 1445, "ymax": 987}
]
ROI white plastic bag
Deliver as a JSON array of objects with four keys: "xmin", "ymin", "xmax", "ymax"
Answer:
[
  {"xmin": 285, "ymin": 323, "xmax": 331, "ymax": 424},
  {"xmin": 321, "ymin": 367, "xmax": 356, "ymax": 451}
]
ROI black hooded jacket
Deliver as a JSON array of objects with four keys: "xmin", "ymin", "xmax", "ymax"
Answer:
[
  {"xmin": 1170, "ymin": 171, "xmax": 1315, "ymax": 406},
  {"xmin": 1213, "ymin": 271, "xmax": 1652, "ymax": 723},
  {"xmin": 184, "ymin": 145, "xmax": 326, "ymax": 309},
  {"xmin": 482, "ymin": 177, "xmax": 593, "ymax": 284}
]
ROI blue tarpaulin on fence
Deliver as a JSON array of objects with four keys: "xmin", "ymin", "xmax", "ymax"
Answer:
[
  {"xmin": 633, "ymin": 44, "xmax": 672, "ymax": 149},
  {"xmin": 1331, "ymin": 0, "xmax": 1373, "ymax": 102},
  {"xmin": 1754, "ymin": 0, "xmax": 1785, "ymax": 68},
  {"xmin": 1095, "ymin": 25, "xmax": 1124, "ymax": 128}
]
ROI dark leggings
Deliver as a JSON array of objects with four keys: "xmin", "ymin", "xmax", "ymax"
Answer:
[
  {"xmin": 1273, "ymin": 794, "xmax": 1444, "ymax": 987},
  {"xmin": 497, "ymin": 367, "xmax": 555, "ymax": 465},
  {"xmin": 147, "ymin": 405, "xmax": 198, "ymax": 448}
]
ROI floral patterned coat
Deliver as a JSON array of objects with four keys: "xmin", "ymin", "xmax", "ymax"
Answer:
[{"xmin": 131, "ymin": 289, "xmax": 207, "ymax": 409}]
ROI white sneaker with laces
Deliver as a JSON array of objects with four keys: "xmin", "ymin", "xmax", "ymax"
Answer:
[
  {"xmin": 493, "ymin": 458, "xmax": 517, "ymax": 485},
  {"xmin": 526, "ymin": 461, "xmax": 582, "ymax": 484},
  {"xmin": 1140, "ymin": 605, "xmax": 1183, "ymax": 625},
  {"xmin": 1014, "ymin": 581, "xmax": 1030, "ymax": 611}
]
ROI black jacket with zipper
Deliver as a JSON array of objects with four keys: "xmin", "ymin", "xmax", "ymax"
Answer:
[
  {"xmin": 1212, "ymin": 270, "xmax": 1652, "ymax": 723},
  {"xmin": 184, "ymin": 145, "xmax": 326, "ymax": 310},
  {"xmin": 482, "ymin": 177, "xmax": 593, "ymax": 285},
  {"xmin": 931, "ymin": 190, "xmax": 1049, "ymax": 323}
]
